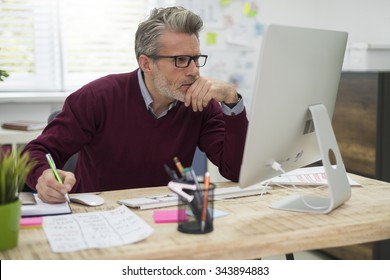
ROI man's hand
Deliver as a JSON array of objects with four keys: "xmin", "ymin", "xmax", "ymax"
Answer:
[
  {"xmin": 36, "ymin": 169, "xmax": 76, "ymax": 203},
  {"xmin": 184, "ymin": 77, "xmax": 238, "ymax": 112}
]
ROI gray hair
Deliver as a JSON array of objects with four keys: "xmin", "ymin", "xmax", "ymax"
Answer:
[{"xmin": 135, "ymin": 6, "xmax": 203, "ymax": 61}]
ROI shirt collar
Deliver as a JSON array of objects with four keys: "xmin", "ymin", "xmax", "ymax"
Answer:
[
  {"xmin": 137, "ymin": 68, "xmax": 153, "ymax": 110},
  {"xmin": 137, "ymin": 69, "xmax": 178, "ymax": 118}
]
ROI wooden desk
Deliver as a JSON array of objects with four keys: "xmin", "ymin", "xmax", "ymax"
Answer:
[{"xmin": 1, "ymin": 174, "xmax": 390, "ymax": 260}]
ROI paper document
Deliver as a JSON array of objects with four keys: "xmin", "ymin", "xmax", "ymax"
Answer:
[
  {"xmin": 266, "ymin": 166, "xmax": 360, "ymax": 186},
  {"xmin": 43, "ymin": 205, "xmax": 153, "ymax": 253}
]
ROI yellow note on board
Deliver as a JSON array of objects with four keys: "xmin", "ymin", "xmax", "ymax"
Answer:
[
  {"xmin": 207, "ymin": 32, "xmax": 218, "ymax": 45},
  {"xmin": 243, "ymin": 2, "xmax": 258, "ymax": 18},
  {"xmin": 220, "ymin": 0, "xmax": 231, "ymax": 7}
]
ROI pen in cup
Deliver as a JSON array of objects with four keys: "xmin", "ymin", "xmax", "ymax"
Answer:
[
  {"xmin": 181, "ymin": 167, "xmax": 203, "ymax": 221},
  {"xmin": 173, "ymin": 156, "xmax": 184, "ymax": 176},
  {"xmin": 164, "ymin": 164, "xmax": 179, "ymax": 181},
  {"xmin": 46, "ymin": 153, "xmax": 70, "ymax": 203},
  {"xmin": 201, "ymin": 172, "xmax": 210, "ymax": 232},
  {"xmin": 182, "ymin": 167, "xmax": 200, "ymax": 187}
]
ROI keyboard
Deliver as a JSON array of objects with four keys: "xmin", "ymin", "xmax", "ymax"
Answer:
[{"xmin": 117, "ymin": 184, "xmax": 268, "ymax": 210}]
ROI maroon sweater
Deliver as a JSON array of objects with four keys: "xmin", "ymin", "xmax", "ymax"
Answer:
[{"xmin": 24, "ymin": 70, "xmax": 248, "ymax": 193}]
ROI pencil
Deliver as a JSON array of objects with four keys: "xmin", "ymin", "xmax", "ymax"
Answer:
[
  {"xmin": 201, "ymin": 172, "xmax": 210, "ymax": 232},
  {"xmin": 173, "ymin": 156, "xmax": 184, "ymax": 175}
]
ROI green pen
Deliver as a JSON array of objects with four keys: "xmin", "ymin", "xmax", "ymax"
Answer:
[{"xmin": 46, "ymin": 153, "xmax": 70, "ymax": 203}]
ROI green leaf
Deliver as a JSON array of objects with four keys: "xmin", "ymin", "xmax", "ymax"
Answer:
[{"xmin": 0, "ymin": 148, "xmax": 36, "ymax": 204}]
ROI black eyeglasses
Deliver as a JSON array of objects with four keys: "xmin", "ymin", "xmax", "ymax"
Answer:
[{"xmin": 150, "ymin": 54, "xmax": 208, "ymax": 68}]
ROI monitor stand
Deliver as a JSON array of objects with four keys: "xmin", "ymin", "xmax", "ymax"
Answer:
[{"xmin": 269, "ymin": 104, "xmax": 351, "ymax": 214}]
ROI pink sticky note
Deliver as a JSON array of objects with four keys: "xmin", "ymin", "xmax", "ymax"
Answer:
[
  {"xmin": 153, "ymin": 209, "xmax": 188, "ymax": 223},
  {"xmin": 20, "ymin": 217, "xmax": 43, "ymax": 227}
]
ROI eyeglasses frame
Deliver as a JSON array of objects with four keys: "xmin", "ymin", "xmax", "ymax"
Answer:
[{"xmin": 149, "ymin": 54, "xmax": 208, "ymax": 68}]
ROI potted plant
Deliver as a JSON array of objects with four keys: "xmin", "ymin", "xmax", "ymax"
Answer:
[
  {"xmin": 0, "ymin": 148, "xmax": 35, "ymax": 251},
  {"xmin": 1, "ymin": 46, "xmax": 10, "ymax": 82},
  {"xmin": 0, "ymin": 69, "xmax": 9, "ymax": 82}
]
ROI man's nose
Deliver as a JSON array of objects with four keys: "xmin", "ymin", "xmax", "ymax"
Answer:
[{"xmin": 186, "ymin": 59, "xmax": 199, "ymax": 76}]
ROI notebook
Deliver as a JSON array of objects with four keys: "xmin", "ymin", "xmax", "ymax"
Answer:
[{"xmin": 21, "ymin": 193, "xmax": 72, "ymax": 217}]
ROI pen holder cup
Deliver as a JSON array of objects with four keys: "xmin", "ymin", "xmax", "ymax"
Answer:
[{"xmin": 177, "ymin": 184, "xmax": 215, "ymax": 234}]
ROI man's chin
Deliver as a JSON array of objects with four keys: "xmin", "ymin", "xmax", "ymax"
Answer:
[
  {"xmin": 175, "ymin": 95, "xmax": 185, "ymax": 102},
  {"xmin": 172, "ymin": 91, "xmax": 185, "ymax": 102}
]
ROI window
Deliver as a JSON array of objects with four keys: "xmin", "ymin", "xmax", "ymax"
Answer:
[{"xmin": 0, "ymin": 0, "xmax": 152, "ymax": 92}]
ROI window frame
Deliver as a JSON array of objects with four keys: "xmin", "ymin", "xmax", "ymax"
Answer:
[{"xmin": 0, "ymin": 0, "xmax": 156, "ymax": 95}]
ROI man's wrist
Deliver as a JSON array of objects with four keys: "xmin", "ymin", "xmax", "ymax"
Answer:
[{"xmin": 223, "ymin": 93, "xmax": 242, "ymax": 108}]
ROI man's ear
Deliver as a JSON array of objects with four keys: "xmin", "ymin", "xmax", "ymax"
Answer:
[{"xmin": 139, "ymin": 54, "xmax": 153, "ymax": 73}]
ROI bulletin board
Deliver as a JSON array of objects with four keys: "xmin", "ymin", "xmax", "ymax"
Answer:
[{"xmin": 176, "ymin": 0, "xmax": 264, "ymax": 109}]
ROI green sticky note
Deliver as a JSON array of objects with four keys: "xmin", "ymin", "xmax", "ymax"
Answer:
[
  {"xmin": 243, "ymin": 2, "xmax": 258, "ymax": 18},
  {"xmin": 220, "ymin": 0, "xmax": 231, "ymax": 7},
  {"xmin": 207, "ymin": 32, "xmax": 218, "ymax": 45}
]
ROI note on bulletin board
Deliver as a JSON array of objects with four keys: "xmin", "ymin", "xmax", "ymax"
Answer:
[{"xmin": 177, "ymin": 0, "xmax": 264, "ymax": 110}]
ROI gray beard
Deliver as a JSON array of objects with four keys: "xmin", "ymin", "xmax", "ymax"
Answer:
[{"xmin": 152, "ymin": 71, "xmax": 185, "ymax": 102}]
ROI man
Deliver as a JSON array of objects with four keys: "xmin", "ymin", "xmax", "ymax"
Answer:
[{"xmin": 23, "ymin": 6, "xmax": 248, "ymax": 203}]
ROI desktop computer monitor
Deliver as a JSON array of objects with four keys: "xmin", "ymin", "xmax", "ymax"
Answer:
[{"xmin": 238, "ymin": 25, "xmax": 351, "ymax": 213}]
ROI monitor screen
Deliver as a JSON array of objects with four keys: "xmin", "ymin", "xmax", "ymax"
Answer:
[{"xmin": 238, "ymin": 25, "xmax": 350, "ymax": 213}]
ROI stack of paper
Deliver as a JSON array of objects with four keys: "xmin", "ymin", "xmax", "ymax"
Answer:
[{"xmin": 265, "ymin": 166, "xmax": 360, "ymax": 186}]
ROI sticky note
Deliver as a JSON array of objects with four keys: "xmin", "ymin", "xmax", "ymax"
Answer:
[
  {"xmin": 220, "ymin": 0, "xmax": 231, "ymax": 6},
  {"xmin": 187, "ymin": 208, "xmax": 229, "ymax": 218},
  {"xmin": 153, "ymin": 209, "xmax": 188, "ymax": 223},
  {"xmin": 20, "ymin": 217, "xmax": 43, "ymax": 228},
  {"xmin": 243, "ymin": 2, "xmax": 258, "ymax": 18},
  {"xmin": 206, "ymin": 32, "xmax": 218, "ymax": 45}
]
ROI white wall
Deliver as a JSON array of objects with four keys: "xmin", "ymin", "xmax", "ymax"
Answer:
[
  {"xmin": 2, "ymin": 0, "xmax": 389, "ymax": 123},
  {"xmin": 0, "ymin": 94, "xmax": 65, "ymax": 124},
  {"xmin": 258, "ymin": 0, "xmax": 390, "ymax": 45},
  {"xmin": 0, "ymin": 102, "xmax": 64, "ymax": 123},
  {"xmin": 257, "ymin": 0, "xmax": 390, "ymax": 72}
]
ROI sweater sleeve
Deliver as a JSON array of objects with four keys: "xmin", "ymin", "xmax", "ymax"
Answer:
[
  {"xmin": 198, "ymin": 101, "xmax": 248, "ymax": 182},
  {"xmin": 22, "ymin": 83, "xmax": 102, "ymax": 190}
]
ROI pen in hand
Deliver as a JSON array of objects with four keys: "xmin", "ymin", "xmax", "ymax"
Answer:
[{"xmin": 46, "ymin": 153, "xmax": 71, "ymax": 203}]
